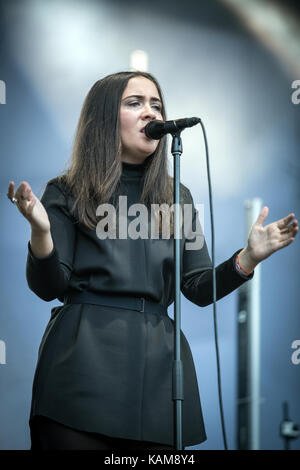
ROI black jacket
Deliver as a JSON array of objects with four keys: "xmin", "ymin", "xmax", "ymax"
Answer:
[{"xmin": 26, "ymin": 160, "xmax": 253, "ymax": 447}]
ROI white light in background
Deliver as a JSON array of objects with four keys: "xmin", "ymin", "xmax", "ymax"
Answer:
[{"xmin": 130, "ymin": 50, "xmax": 148, "ymax": 72}]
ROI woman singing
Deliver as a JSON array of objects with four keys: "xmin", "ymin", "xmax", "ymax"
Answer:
[{"xmin": 7, "ymin": 71, "xmax": 298, "ymax": 450}]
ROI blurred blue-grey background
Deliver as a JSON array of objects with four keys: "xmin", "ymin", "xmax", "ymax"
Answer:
[{"xmin": 0, "ymin": 0, "xmax": 299, "ymax": 450}]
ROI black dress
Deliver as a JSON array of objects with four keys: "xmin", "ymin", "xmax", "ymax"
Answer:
[{"xmin": 26, "ymin": 158, "xmax": 253, "ymax": 448}]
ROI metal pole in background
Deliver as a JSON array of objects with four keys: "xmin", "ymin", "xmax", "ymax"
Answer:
[{"xmin": 237, "ymin": 198, "xmax": 262, "ymax": 450}]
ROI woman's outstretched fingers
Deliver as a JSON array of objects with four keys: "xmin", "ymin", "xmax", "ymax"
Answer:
[
  {"xmin": 7, "ymin": 181, "xmax": 16, "ymax": 201},
  {"xmin": 15, "ymin": 181, "xmax": 30, "ymax": 203},
  {"xmin": 256, "ymin": 206, "xmax": 269, "ymax": 226},
  {"xmin": 280, "ymin": 218, "xmax": 298, "ymax": 242},
  {"xmin": 277, "ymin": 213, "xmax": 295, "ymax": 230}
]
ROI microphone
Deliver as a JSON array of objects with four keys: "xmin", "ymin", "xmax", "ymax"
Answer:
[{"xmin": 144, "ymin": 117, "xmax": 201, "ymax": 140}]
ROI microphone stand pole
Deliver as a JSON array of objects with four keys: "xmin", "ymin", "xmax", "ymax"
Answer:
[{"xmin": 171, "ymin": 131, "xmax": 184, "ymax": 450}]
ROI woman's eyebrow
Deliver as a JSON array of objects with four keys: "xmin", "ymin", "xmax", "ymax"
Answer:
[{"xmin": 122, "ymin": 94, "xmax": 162, "ymax": 103}]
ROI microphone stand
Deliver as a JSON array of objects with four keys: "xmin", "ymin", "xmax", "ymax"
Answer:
[{"xmin": 171, "ymin": 131, "xmax": 184, "ymax": 450}]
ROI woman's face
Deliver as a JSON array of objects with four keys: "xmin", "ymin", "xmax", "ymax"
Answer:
[{"xmin": 119, "ymin": 76, "xmax": 163, "ymax": 164}]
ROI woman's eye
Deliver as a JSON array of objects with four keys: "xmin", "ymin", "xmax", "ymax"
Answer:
[
  {"xmin": 127, "ymin": 102, "xmax": 162, "ymax": 112},
  {"xmin": 152, "ymin": 105, "xmax": 162, "ymax": 112}
]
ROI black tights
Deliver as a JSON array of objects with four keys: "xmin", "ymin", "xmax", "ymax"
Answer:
[{"xmin": 32, "ymin": 416, "xmax": 177, "ymax": 450}]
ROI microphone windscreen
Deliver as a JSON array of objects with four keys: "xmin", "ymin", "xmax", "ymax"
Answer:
[{"xmin": 144, "ymin": 120, "xmax": 165, "ymax": 140}]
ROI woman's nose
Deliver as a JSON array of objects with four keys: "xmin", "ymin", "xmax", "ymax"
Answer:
[{"xmin": 141, "ymin": 103, "xmax": 157, "ymax": 119}]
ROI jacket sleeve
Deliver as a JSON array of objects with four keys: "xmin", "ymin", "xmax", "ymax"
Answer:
[
  {"xmin": 26, "ymin": 180, "xmax": 76, "ymax": 302},
  {"xmin": 181, "ymin": 189, "xmax": 254, "ymax": 307}
]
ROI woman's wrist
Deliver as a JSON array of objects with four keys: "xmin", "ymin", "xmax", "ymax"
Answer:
[
  {"xmin": 237, "ymin": 247, "xmax": 258, "ymax": 274},
  {"xmin": 30, "ymin": 228, "xmax": 54, "ymax": 259}
]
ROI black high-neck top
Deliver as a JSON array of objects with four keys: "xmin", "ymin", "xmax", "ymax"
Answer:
[{"xmin": 121, "ymin": 159, "xmax": 148, "ymax": 178}]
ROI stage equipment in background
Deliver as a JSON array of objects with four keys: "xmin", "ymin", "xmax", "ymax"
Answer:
[{"xmin": 236, "ymin": 198, "xmax": 262, "ymax": 450}]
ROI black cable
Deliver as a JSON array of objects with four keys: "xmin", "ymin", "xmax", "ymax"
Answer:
[{"xmin": 199, "ymin": 119, "xmax": 228, "ymax": 450}]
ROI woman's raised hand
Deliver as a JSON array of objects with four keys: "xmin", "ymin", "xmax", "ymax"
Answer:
[{"xmin": 7, "ymin": 181, "xmax": 51, "ymax": 233}]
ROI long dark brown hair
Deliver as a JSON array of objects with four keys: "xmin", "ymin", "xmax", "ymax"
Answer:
[{"xmin": 55, "ymin": 71, "xmax": 187, "ymax": 234}]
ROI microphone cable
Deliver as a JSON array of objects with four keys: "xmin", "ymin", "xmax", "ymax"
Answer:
[{"xmin": 198, "ymin": 119, "xmax": 228, "ymax": 450}]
